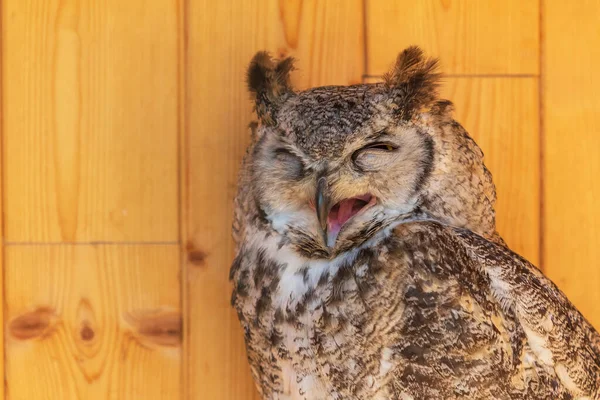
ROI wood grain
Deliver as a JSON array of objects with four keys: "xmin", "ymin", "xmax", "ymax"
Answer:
[
  {"xmin": 2, "ymin": 0, "xmax": 180, "ymax": 242},
  {"xmin": 0, "ymin": 0, "xmax": 4, "ymax": 395},
  {"xmin": 543, "ymin": 1, "xmax": 600, "ymax": 328},
  {"xmin": 442, "ymin": 78, "xmax": 540, "ymax": 265},
  {"xmin": 365, "ymin": 76, "xmax": 541, "ymax": 266},
  {"xmin": 183, "ymin": 1, "xmax": 363, "ymax": 398},
  {"xmin": 4, "ymin": 245, "xmax": 181, "ymax": 400},
  {"xmin": 1, "ymin": 1, "xmax": 598, "ymax": 399},
  {"xmin": 366, "ymin": 0, "xmax": 539, "ymax": 76}
]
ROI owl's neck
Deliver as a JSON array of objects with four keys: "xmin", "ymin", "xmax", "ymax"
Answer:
[{"xmin": 236, "ymin": 216, "xmax": 403, "ymax": 312}]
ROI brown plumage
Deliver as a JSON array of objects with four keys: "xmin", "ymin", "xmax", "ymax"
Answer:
[{"xmin": 231, "ymin": 46, "xmax": 600, "ymax": 399}]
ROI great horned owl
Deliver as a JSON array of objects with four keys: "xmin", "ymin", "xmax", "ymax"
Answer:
[{"xmin": 230, "ymin": 47, "xmax": 600, "ymax": 399}]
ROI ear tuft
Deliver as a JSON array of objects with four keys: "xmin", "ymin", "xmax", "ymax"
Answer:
[
  {"xmin": 383, "ymin": 46, "xmax": 441, "ymax": 119},
  {"xmin": 246, "ymin": 51, "xmax": 296, "ymax": 124}
]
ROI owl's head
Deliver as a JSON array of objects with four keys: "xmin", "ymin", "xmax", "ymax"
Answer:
[{"xmin": 244, "ymin": 47, "xmax": 496, "ymax": 259}]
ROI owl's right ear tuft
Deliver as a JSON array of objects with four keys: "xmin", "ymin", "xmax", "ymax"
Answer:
[
  {"xmin": 384, "ymin": 46, "xmax": 441, "ymax": 119},
  {"xmin": 247, "ymin": 51, "xmax": 296, "ymax": 125}
]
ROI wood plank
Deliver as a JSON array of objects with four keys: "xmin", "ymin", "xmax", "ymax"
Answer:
[
  {"xmin": 4, "ymin": 245, "xmax": 181, "ymax": 399},
  {"xmin": 366, "ymin": 0, "xmax": 539, "ymax": 76},
  {"xmin": 2, "ymin": 0, "xmax": 180, "ymax": 242},
  {"xmin": 543, "ymin": 1, "xmax": 600, "ymax": 328},
  {"xmin": 0, "ymin": 1, "xmax": 4, "ymax": 394},
  {"xmin": 365, "ymin": 76, "xmax": 540, "ymax": 265},
  {"xmin": 442, "ymin": 78, "xmax": 540, "ymax": 265},
  {"xmin": 183, "ymin": 1, "xmax": 364, "ymax": 398}
]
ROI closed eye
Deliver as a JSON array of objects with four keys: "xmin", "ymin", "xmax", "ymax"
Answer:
[
  {"xmin": 352, "ymin": 142, "xmax": 399, "ymax": 171},
  {"xmin": 363, "ymin": 143, "xmax": 397, "ymax": 151},
  {"xmin": 273, "ymin": 148, "xmax": 305, "ymax": 180},
  {"xmin": 352, "ymin": 142, "xmax": 398, "ymax": 161},
  {"xmin": 274, "ymin": 147, "xmax": 294, "ymax": 158}
]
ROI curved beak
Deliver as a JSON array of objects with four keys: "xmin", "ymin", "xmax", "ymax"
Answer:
[{"xmin": 315, "ymin": 176, "xmax": 331, "ymax": 246}]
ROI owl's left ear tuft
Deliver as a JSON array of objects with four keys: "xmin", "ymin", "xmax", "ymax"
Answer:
[
  {"xmin": 247, "ymin": 51, "xmax": 296, "ymax": 125},
  {"xmin": 384, "ymin": 46, "xmax": 441, "ymax": 119}
]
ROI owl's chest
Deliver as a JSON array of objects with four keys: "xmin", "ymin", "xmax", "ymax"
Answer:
[
  {"xmin": 231, "ymin": 241, "xmax": 417, "ymax": 398},
  {"xmin": 232, "ymin": 231, "xmax": 531, "ymax": 399}
]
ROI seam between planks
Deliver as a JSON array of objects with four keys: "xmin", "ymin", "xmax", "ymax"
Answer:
[
  {"xmin": 179, "ymin": 0, "xmax": 191, "ymax": 398},
  {"xmin": 1, "ymin": 0, "xmax": 7, "ymax": 397},
  {"xmin": 537, "ymin": 0, "xmax": 545, "ymax": 272},
  {"xmin": 362, "ymin": 0, "xmax": 369, "ymax": 82},
  {"xmin": 4, "ymin": 241, "xmax": 179, "ymax": 246},
  {"xmin": 363, "ymin": 74, "xmax": 539, "ymax": 79}
]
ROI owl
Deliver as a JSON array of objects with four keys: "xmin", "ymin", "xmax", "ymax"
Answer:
[{"xmin": 230, "ymin": 47, "xmax": 600, "ymax": 399}]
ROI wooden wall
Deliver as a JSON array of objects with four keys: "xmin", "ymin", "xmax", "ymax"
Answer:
[{"xmin": 0, "ymin": 1, "xmax": 598, "ymax": 398}]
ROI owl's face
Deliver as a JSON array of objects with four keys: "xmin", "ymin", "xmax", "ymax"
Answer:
[
  {"xmin": 251, "ymin": 93, "xmax": 434, "ymax": 258},
  {"xmin": 244, "ymin": 47, "xmax": 489, "ymax": 259}
]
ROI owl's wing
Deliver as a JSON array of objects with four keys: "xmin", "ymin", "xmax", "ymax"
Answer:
[{"xmin": 453, "ymin": 226, "xmax": 600, "ymax": 396}]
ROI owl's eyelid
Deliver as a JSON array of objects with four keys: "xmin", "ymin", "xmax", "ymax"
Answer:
[
  {"xmin": 274, "ymin": 147, "xmax": 294, "ymax": 155},
  {"xmin": 273, "ymin": 147, "xmax": 304, "ymax": 160},
  {"xmin": 360, "ymin": 142, "xmax": 399, "ymax": 152},
  {"xmin": 351, "ymin": 142, "xmax": 399, "ymax": 172},
  {"xmin": 273, "ymin": 147, "xmax": 310, "ymax": 168}
]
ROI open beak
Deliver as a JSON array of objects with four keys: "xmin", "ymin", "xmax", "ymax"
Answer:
[
  {"xmin": 314, "ymin": 176, "xmax": 376, "ymax": 250},
  {"xmin": 315, "ymin": 176, "xmax": 331, "ymax": 247}
]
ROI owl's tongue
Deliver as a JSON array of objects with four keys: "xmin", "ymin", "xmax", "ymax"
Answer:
[{"xmin": 327, "ymin": 194, "xmax": 372, "ymax": 238}]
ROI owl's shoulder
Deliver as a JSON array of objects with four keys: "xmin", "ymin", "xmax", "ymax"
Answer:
[{"xmin": 387, "ymin": 220, "xmax": 600, "ymax": 398}]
